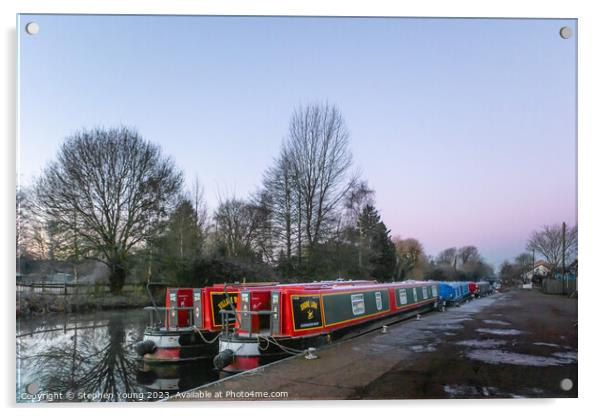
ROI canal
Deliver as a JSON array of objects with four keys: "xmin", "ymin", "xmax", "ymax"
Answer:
[{"xmin": 16, "ymin": 309, "xmax": 219, "ymax": 402}]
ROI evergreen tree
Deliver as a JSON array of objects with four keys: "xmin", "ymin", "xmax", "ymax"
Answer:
[
  {"xmin": 357, "ymin": 205, "xmax": 397, "ymax": 281},
  {"xmin": 154, "ymin": 199, "xmax": 202, "ymax": 284}
]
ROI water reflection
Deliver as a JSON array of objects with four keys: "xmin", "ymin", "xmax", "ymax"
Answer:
[{"xmin": 17, "ymin": 310, "xmax": 218, "ymax": 402}]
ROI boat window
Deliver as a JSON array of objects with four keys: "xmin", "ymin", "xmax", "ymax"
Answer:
[
  {"xmin": 422, "ymin": 286, "xmax": 428, "ymax": 299},
  {"xmin": 351, "ymin": 293, "xmax": 365, "ymax": 315},
  {"xmin": 432, "ymin": 285, "xmax": 438, "ymax": 297},
  {"xmin": 413, "ymin": 287, "xmax": 418, "ymax": 301},
  {"xmin": 375, "ymin": 292, "xmax": 383, "ymax": 310},
  {"xmin": 399, "ymin": 289, "xmax": 408, "ymax": 305}
]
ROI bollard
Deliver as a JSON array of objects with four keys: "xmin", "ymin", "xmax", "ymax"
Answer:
[
  {"xmin": 305, "ymin": 347, "xmax": 318, "ymax": 360},
  {"xmin": 416, "ymin": 314, "xmax": 421, "ymax": 321},
  {"xmin": 382, "ymin": 325, "xmax": 389, "ymax": 334}
]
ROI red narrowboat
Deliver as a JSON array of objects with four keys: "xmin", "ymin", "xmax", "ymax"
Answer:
[
  {"xmin": 135, "ymin": 280, "xmax": 374, "ymax": 363},
  {"xmin": 214, "ymin": 280, "xmax": 440, "ymax": 372},
  {"xmin": 135, "ymin": 282, "xmax": 278, "ymax": 363}
]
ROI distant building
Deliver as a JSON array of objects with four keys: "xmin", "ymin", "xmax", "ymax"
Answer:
[{"xmin": 523, "ymin": 260, "xmax": 551, "ymax": 283}]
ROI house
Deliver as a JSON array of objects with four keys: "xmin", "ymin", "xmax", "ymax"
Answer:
[{"xmin": 523, "ymin": 260, "xmax": 551, "ymax": 283}]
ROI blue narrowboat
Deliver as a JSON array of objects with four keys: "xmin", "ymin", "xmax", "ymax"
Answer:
[{"xmin": 437, "ymin": 281, "xmax": 471, "ymax": 306}]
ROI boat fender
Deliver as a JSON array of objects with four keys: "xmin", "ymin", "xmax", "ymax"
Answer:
[
  {"xmin": 213, "ymin": 349, "xmax": 234, "ymax": 370},
  {"xmin": 134, "ymin": 339, "xmax": 156, "ymax": 356}
]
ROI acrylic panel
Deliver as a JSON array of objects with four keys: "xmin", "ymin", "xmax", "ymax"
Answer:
[{"xmin": 16, "ymin": 14, "xmax": 577, "ymax": 402}]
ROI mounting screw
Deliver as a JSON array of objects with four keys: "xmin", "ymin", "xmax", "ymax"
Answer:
[
  {"xmin": 25, "ymin": 22, "xmax": 39, "ymax": 35},
  {"xmin": 559, "ymin": 26, "xmax": 572, "ymax": 39},
  {"xmin": 560, "ymin": 378, "xmax": 573, "ymax": 391}
]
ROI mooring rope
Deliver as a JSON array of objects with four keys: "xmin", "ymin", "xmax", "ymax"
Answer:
[
  {"xmin": 192, "ymin": 325, "xmax": 221, "ymax": 344},
  {"xmin": 256, "ymin": 334, "xmax": 306, "ymax": 355}
]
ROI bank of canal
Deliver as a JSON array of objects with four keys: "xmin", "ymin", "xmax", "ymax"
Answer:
[{"xmin": 170, "ymin": 290, "xmax": 577, "ymax": 400}]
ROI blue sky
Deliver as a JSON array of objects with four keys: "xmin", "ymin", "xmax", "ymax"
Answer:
[{"xmin": 17, "ymin": 15, "xmax": 577, "ymax": 267}]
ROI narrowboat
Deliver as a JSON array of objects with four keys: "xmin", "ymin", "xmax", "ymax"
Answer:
[
  {"xmin": 476, "ymin": 281, "xmax": 493, "ymax": 296},
  {"xmin": 468, "ymin": 281, "xmax": 478, "ymax": 297},
  {"xmin": 134, "ymin": 280, "xmax": 373, "ymax": 363},
  {"xmin": 213, "ymin": 280, "xmax": 440, "ymax": 372},
  {"xmin": 135, "ymin": 282, "xmax": 278, "ymax": 363},
  {"xmin": 437, "ymin": 281, "xmax": 471, "ymax": 306}
]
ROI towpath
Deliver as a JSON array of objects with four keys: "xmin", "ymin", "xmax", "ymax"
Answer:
[{"xmin": 169, "ymin": 289, "xmax": 577, "ymax": 400}]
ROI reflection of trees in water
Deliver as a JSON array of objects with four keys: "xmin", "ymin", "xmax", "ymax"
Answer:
[{"xmin": 20, "ymin": 315, "xmax": 145, "ymax": 402}]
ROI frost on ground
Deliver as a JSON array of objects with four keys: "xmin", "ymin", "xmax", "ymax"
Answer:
[
  {"xmin": 552, "ymin": 351, "xmax": 577, "ymax": 361},
  {"xmin": 426, "ymin": 324, "xmax": 463, "ymax": 331},
  {"xmin": 409, "ymin": 344, "xmax": 438, "ymax": 353},
  {"xmin": 444, "ymin": 384, "xmax": 501, "ymax": 397},
  {"xmin": 455, "ymin": 339, "xmax": 507, "ymax": 348},
  {"xmin": 466, "ymin": 349, "xmax": 577, "ymax": 367},
  {"xmin": 444, "ymin": 383, "xmax": 547, "ymax": 398},
  {"xmin": 476, "ymin": 328, "xmax": 523, "ymax": 336},
  {"xmin": 533, "ymin": 342, "xmax": 568, "ymax": 349},
  {"xmin": 482, "ymin": 320, "xmax": 511, "ymax": 326}
]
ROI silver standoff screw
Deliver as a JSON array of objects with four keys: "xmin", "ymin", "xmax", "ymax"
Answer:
[{"xmin": 304, "ymin": 347, "xmax": 318, "ymax": 360}]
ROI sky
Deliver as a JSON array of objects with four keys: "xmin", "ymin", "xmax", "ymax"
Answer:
[{"xmin": 17, "ymin": 15, "xmax": 577, "ymax": 268}]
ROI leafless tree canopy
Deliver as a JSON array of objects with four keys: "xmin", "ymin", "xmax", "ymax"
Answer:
[
  {"xmin": 213, "ymin": 196, "xmax": 270, "ymax": 260},
  {"xmin": 268, "ymin": 103, "xmax": 354, "ymax": 252},
  {"xmin": 393, "ymin": 237, "xmax": 427, "ymax": 280},
  {"xmin": 35, "ymin": 127, "xmax": 183, "ymax": 292},
  {"xmin": 458, "ymin": 245, "xmax": 479, "ymax": 267},
  {"xmin": 436, "ymin": 247, "xmax": 458, "ymax": 268},
  {"xmin": 344, "ymin": 180, "xmax": 375, "ymax": 226},
  {"xmin": 287, "ymin": 103, "xmax": 354, "ymax": 247},
  {"xmin": 527, "ymin": 223, "xmax": 577, "ymax": 271}
]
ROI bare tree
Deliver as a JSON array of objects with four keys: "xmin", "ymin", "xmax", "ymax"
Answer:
[
  {"xmin": 262, "ymin": 148, "xmax": 299, "ymax": 265},
  {"xmin": 190, "ymin": 175, "xmax": 209, "ymax": 251},
  {"xmin": 344, "ymin": 179, "xmax": 374, "ymax": 227},
  {"xmin": 213, "ymin": 196, "xmax": 266, "ymax": 259},
  {"xmin": 458, "ymin": 245, "xmax": 480, "ymax": 267},
  {"xmin": 35, "ymin": 127, "xmax": 183, "ymax": 293},
  {"xmin": 285, "ymin": 102, "xmax": 354, "ymax": 250},
  {"xmin": 393, "ymin": 237, "xmax": 427, "ymax": 280},
  {"xmin": 527, "ymin": 223, "xmax": 578, "ymax": 272},
  {"xmin": 16, "ymin": 187, "xmax": 26, "ymax": 257},
  {"xmin": 514, "ymin": 252, "xmax": 533, "ymax": 282},
  {"xmin": 17, "ymin": 186, "xmax": 51, "ymax": 261},
  {"xmin": 436, "ymin": 247, "xmax": 458, "ymax": 269}
]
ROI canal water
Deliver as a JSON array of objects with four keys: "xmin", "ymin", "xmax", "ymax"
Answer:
[{"xmin": 16, "ymin": 309, "xmax": 220, "ymax": 402}]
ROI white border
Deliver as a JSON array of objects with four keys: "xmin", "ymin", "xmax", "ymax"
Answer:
[{"xmin": 2, "ymin": 0, "xmax": 600, "ymax": 414}]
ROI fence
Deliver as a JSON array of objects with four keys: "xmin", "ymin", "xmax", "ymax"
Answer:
[
  {"xmin": 16, "ymin": 282, "xmax": 144, "ymax": 296},
  {"xmin": 541, "ymin": 278, "xmax": 577, "ymax": 295}
]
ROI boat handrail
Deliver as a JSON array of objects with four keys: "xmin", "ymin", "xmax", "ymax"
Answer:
[
  {"xmin": 144, "ymin": 304, "xmax": 195, "ymax": 328},
  {"xmin": 218, "ymin": 308, "xmax": 274, "ymax": 337},
  {"xmin": 219, "ymin": 309, "xmax": 273, "ymax": 316}
]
